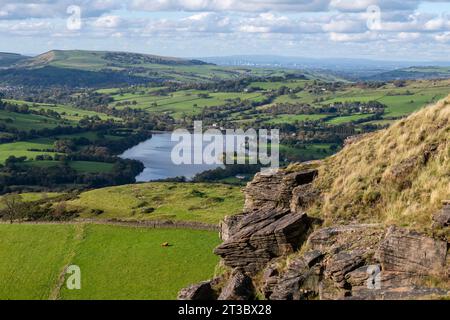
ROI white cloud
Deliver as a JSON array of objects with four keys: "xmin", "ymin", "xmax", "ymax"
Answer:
[
  {"xmin": 92, "ymin": 15, "xmax": 123, "ymax": 28},
  {"xmin": 0, "ymin": 0, "xmax": 448, "ymax": 60}
]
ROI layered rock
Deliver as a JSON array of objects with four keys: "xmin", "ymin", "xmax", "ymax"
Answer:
[
  {"xmin": 218, "ymin": 270, "xmax": 254, "ymax": 300},
  {"xmin": 376, "ymin": 226, "xmax": 448, "ymax": 276},
  {"xmin": 243, "ymin": 169, "xmax": 318, "ymax": 212},
  {"xmin": 214, "ymin": 168, "xmax": 320, "ymax": 274},
  {"xmin": 178, "ymin": 165, "xmax": 449, "ymax": 301},
  {"xmin": 267, "ymin": 224, "xmax": 449, "ymax": 300},
  {"xmin": 214, "ymin": 208, "xmax": 312, "ymax": 274}
]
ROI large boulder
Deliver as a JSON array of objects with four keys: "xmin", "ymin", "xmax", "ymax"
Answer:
[
  {"xmin": 376, "ymin": 226, "xmax": 448, "ymax": 276},
  {"xmin": 243, "ymin": 169, "xmax": 318, "ymax": 213},
  {"xmin": 214, "ymin": 208, "xmax": 313, "ymax": 274}
]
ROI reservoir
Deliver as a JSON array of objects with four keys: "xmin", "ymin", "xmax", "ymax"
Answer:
[{"xmin": 120, "ymin": 132, "xmax": 225, "ymax": 182}]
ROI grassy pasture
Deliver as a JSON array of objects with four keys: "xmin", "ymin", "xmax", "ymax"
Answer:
[
  {"xmin": 108, "ymin": 89, "xmax": 265, "ymax": 118},
  {"xmin": 21, "ymin": 160, "xmax": 114, "ymax": 173},
  {"xmin": 267, "ymin": 114, "xmax": 329, "ymax": 124},
  {"xmin": 0, "ymin": 224, "xmax": 220, "ymax": 300},
  {"xmin": 4, "ymin": 99, "xmax": 117, "ymax": 122},
  {"xmin": 0, "ymin": 109, "xmax": 65, "ymax": 131},
  {"xmin": 0, "ymin": 138, "xmax": 56, "ymax": 163},
  {"xmin": 0, "ymin": 224, "xmax": 76, "ymax": 300},
  {"xmin": 326, "ymin": 114, "xmax": 375, "ymax": 125},
  {"xmin": 66, "ymin": 182, "xmax": 244, "ymax": 225}
]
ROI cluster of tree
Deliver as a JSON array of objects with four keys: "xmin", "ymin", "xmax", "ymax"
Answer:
[
  {"xmin": 0, "ymin": 158, "xmax": 144, "ymax": 195},
  {"xmin": 192, "ymin": 164, "xmax": 261, "ymax": 183},
  {"xmin": 0, "ymin": 99, "xmax": 63, "ymax": 120},
  {"xmin": 0, "ymin": 66, "xmax": 151, "ymax": 88},
  {"xmin": 0, "ymin": 193, "xmax": 80, "ymax": 223},
  {"xmin": 262, "ymin": 101, "xmax": 386, "ymax": 116},
  {"xmin": 104, "ymin": 52, "xmax": 209, "ymax": 66}
]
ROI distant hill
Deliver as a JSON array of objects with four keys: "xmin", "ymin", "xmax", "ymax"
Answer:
[
  {"xmin": 0, "ymin": 50, "xmax": 290, "ymax": 87},
  {"xmin": 17, "ymin": 50, "xmax": 211, "ymax": 70},
  {"xmin": 365, "ymin": 66, "xmax": 450, "ymax": 81},
  {"xmin": 0, "ymin": 52, "xmax": 28, "ymax": 68}
]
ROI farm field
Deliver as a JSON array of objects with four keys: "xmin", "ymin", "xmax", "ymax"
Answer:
[
  {"xmin": 21, "ymin": 160, "xmax": 115, "ymax": 173},
  {"xmin": 66, "ymin": 182, "xmax": 244, "ymax": 225},
  {"xmin": 265, "ymin": 80, "xmax": 450, "ymax": 123},
  {"xmin": 105, "ymin": 79, "xmax": 450, "ymax": 126},
  {"xmin": 0, "ymin": 109, "xmax": 67, "ymax": 131},
  {"xmin": 4, "ymin": 99, "xmax": 117, "ymax": 122},
  {"xmin": 107, "ymin": 88, "xmax": 265, "ymax": 118},
  {"xmin": 0, "ymin": 224, "xmax": 220, "ymax": 300},
  {"xmin": 0, "ymin": 138, "xmax": 55, "ymax": 163},
  {"xmin": 267, "ymin": 114, "xmax": 329, "ymax": 124}
]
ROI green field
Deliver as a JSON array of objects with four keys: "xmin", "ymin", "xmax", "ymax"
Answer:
[
  {"xmin": 22, "ymin": 160, "xmax": 114, "ymax": 173},
  {"xmin": 4, "ymin": 99, "xmax": 118, "ymax": 122},
  {"xmin": 327, "ymin": 114, "xmax": 374, "ymax": 125},
  {"xmin": 67, "ymin": 182, "xmax": 244, "ymax": 225},
  {"xmin": 0, "ymin": 109, "xmax": 66, "ymax": 131},
  {"xmin": 0, "ymin": 138, "xmax": 55, "ymax": 163},
  {"xmin": 0, "ymin": 224, "xmax": 220, "ymax": 300},
  {"xmin": 268, "ymin": 114, "xmax": 329, "ymax": 124},
  {"xmin": 107, "ymin": 88, "xmax": 265, "ymax": 118},
  {"xmin": 265, "ymin": 80, "xmax": 450, "ymax": 124}
]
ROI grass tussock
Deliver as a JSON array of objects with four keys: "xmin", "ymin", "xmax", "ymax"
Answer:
[{"xmin": 310, "ymin": 95, "xmax": 450, "ymax": 230}]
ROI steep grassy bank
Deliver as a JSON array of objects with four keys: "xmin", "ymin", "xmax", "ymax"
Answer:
[{"xmin": 309, "ymin": 95, "xmax": 450, "ymax": 229}]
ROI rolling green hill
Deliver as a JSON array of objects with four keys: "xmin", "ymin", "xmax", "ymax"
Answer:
[
  {"xmin": 64, "ymin": 182, "xmax": 244, "ymax": 225},
  {"xmin": 0, "ymin": 50, "xmax": 307, "ymax": 87},
  {"xmin": 0, "ymin": 52, "xmax": 28, "ymax": 68},
  {"xmin": 17, "ymin": 50, "xmax": 210, "ymax": 70}
]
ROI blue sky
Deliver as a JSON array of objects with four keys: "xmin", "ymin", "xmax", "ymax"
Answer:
[{"xmin": 0, "ymin": 0, "xmax": 449, "ymax": 61}]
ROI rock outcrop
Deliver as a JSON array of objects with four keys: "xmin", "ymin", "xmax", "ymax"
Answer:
[
  {"xmin": 376, "ymin": 226, "xmax": 448, "ymax": 276},
  {"xmin": 214, "ymin": 208, "xmax": 312, "ymax": 274},
  {"xmin": 178, "ymin": 165, "xmax": 449, "ymax": 301},
  {"xmin": 214, "ymin": 167, "xmax": 320, "ymax": 274},
  {"xmin": 243, "ymin": 169, "xmax": 318, "ymax": 213}
]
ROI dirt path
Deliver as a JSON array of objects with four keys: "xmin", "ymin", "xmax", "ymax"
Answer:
[{"xmin": 48, "ymin": 223, "xmax": 86, "ymax": 300}]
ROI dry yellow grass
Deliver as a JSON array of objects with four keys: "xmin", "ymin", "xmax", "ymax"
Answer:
[{"xmin": 308, "ymin": 95, "xmax": 450, "ymax": 230}]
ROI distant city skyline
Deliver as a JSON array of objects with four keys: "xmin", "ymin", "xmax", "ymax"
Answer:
[{"xmin": 0, "ymin": 1, "xmax": 450, "ymax": 61}]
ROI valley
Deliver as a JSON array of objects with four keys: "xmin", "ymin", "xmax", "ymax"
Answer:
[{"xmin": 0, "ymin": 49, "xmax": 449, "ymax": 301}]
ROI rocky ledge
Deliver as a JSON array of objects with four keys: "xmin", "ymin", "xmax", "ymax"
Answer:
[{"xmin": 179, "ymin": 166, "xmax": 450, "ymax": 300}]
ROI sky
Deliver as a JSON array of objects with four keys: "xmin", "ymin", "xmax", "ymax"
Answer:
[{"xmin": 0, "ymin": 0, "xmax": 449, "ymax": 61}]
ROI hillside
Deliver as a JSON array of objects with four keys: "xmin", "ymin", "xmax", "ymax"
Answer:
[
  {"xmin": 0, "ymin": 50, "xmax": 272, "ymax": 87},
  {"xmin": 17, "ymin": 50, "xmax": 211, "ymax": 70},
  {"xmin": 310, "ymin": 94, "xmax": 450, "ymax": 229},
  {"xmin": 0, "ymin": 52, "xmax": 28, "ymax": 68},
  {"xmin": 367, "ymin": 66, "xmax": 450, "ymax": 81}
]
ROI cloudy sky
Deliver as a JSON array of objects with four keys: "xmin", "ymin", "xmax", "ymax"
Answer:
[{"xmin": 0, "ymin": 0, "xmax": 449, "ymax": 61}]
